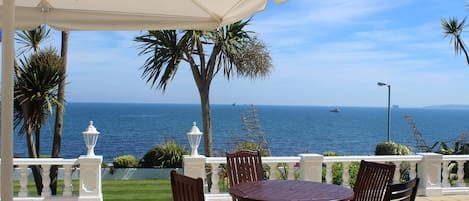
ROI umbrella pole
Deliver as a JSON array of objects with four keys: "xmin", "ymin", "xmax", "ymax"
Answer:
[{"xmin": 1, "ymin": 0, "xmax": 15, "ymax": 200}]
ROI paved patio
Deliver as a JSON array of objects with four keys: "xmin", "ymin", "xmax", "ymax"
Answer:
[{"xmin": 416, "ymin": 195, "xmax": 469, "ymax": 201}]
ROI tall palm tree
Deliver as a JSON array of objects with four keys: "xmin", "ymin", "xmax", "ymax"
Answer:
[
  {"xmin": 14, "ymin": 48, "xmax": 65, "ymax": 194},
  {"xmin": 135, "ymin": 20, "xmax": 272, "ymax": 157},
  {"xmin": 442, "ymin": 17, "xmax": 469, "ymax": 65},
  {"xmin": 50, "ymin": 31, "xmax": 69, "ymax": 195},
  {"xmin": 14, "ymin": 25, "xmax": 53, "ymax": 194}
]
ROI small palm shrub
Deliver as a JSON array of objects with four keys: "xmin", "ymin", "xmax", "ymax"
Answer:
[
  {"xmin": 112, "ymin": 155, "xmax": 138, "ymax": 168},
  {"xmin": 139, "ymin": 141, "xmax": 189, "ymax": 168}
]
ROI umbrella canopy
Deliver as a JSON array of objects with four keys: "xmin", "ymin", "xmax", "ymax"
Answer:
[
  {"xmin": 0, "ymin": 0, "xmax": 286, "ymax": 200},
  {"xmin": 0, "ymin": 0, "xmax": 285, "ymax": 30}
]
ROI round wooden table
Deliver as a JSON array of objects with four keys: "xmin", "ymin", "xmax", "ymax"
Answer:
[{"xmin": 229, "ymin": 180, "xmax": 354, "ymax": 201}]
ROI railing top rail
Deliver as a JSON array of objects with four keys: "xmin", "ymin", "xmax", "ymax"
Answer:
[
  {"xmin": 206, "ymin": 156, "xmax": 301, "ymax": 164},
  {"xmin": 323, "ymin": 155, "xmax": 422, "ymax": 163},
  {"xmin": 13, "ymin": 158, "xmax": 78, "ymax": 165},
  {"xmin": 263, "ymin": 156, "xmax": 301, "ymax": 163},
  {"xmin": 206, "ymin": 157, "xmax": 225, "ymax": 163},
  {"xmin": 442, "ymin": 154, "xmax": 469, "ymax": 161}
]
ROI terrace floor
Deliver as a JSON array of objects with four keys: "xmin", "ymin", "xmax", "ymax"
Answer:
[{"xmin": 416, "ymin": 195, "xmax": 468, "ymax": 201}]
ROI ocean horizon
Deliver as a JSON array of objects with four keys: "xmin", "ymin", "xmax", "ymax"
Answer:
[{"xmin": 12, "ymin": 102, "xmax": 469, "ymax": 163}]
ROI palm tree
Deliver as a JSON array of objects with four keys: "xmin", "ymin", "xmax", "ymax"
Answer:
[
  {"xmin": 135, "ymin": 20, "xmax": 272, "ymax": 157},
  {"xmin": 442, "ymin": 17, "xmax": 469, "ymax": 65},
  {"xmin": 14, "ymin": 48, "xmax": 65, "ymax": 194}
]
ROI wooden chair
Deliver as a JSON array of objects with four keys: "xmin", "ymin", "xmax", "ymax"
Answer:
[
  {"xmin": 352, "ymin": 160, "xmax": 396, "ymax": 201},
  {"xmin": 226, "ymin": 150, "xmax": 264, "ymax": 201},
  {"xmin": 170, "ymin": 170, "xmax": 205, "ymax": 201},
  {"xmin": 386, "ymin": 178, "xmax": 419, "ymax": 201}
]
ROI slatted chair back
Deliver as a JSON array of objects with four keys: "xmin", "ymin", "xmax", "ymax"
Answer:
[
  {"xmin": 226, "ymin": 150, "xmax": 264, "ymax": 187},
  {"xmin": 170, "ymin": 170, "xmax": 205, "ymax": 201},
  {"xmin": 386, "ymin": 178, "xmax": 419, "ymax": 201},
  {"xmin": 352, "ymin": 160, "xmax": 396, "ymax": 201}
]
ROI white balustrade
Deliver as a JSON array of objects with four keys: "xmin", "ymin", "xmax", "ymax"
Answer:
[
  {"xmin": 184, "ymin": 153, "xmax": 469, "ymax": 200},
  {"xmin": 1, "ymin": 157, "xmax": 102, "ymax": 201}
]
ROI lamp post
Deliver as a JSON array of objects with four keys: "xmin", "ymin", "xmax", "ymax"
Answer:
[
  {"xmin": 187, "ymin": 122, "xmax": 203, "ymax": 157},
  {"xmin": 82, "ymin": 121, "xmax": 100, "ymax": 157},
  {"xmin": 377, "ymin": 82, "xmax": 391, "ymax": 142}
]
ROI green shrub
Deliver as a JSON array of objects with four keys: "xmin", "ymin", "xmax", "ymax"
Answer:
[
  {"xmin": 375, "ymin": 141, "xmax": 412, "ymax": 155},
  {"xmin": 321, "ymin": 152, "xmax": 345, "ymax": 185},
  {"xmin": 139, "ymin": 141, "xmax": 189, "ymax": 168},
  {"xmin": 112, "ymin": 155, "xmax": 138, "ymax": 168},
  {"xmin": 375, "ymin": 141, "xmax": 413, "ymax": 182},
  {"xmin": 348, "ymin": 162, "xmax": 360, "ymax": 187}
]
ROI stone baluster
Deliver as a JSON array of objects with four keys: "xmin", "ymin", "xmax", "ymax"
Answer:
[
  {"xmin": 342, "ymin": 162, "xmax": 350, "ymax": 188},
  {"xmin": 441, "ymin": 160, "xmax": 450, "ymax": 187},
  {"xmin": 268, "ymin": 163, "xmax": 276, "ymax": 180},
  {"xmin": 18, "ymin": 165, "xmax": 28, "ymax": 197},
  {"xmin": 210, "ymin": 163, "xmax": 220, "ymax": 193},
  {"xmin": 63, "ymin": 164, "xmax": 73, "ymax": 196},
  {"xmin": 393, "ymin": 161, "xmax": 401, "ymax": 183},
  {"xmin": 42, "ymin": 164, "xmax": 51, "ymax": 196},
  {"xmin": 457, "ymin": 160, "xmax": 465, "ymax": 187},
  {"xmin": 325, "ymin": 163, "xmax": 333, "ymax": 184},
  {"xmin": 409, "ymin": 161, "xmax": 417, "ymax": 179},
  {"xmin": 287, "ymin": 163, "xmax": 295, "ymax": 180}
]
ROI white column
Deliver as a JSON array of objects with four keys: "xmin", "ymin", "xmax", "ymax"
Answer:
[
  {"xmin": 210, "ymin": 163, "xmax": 219, "ymax": 193},
  {"xmin": 183, "ymin": 155, "xmax": 207, "ymax": 181},
  {"xmin": 42, "ymin": 164, "xmax": 51, "ymax": 196},
  {"xmin": 18, "ymin": 165, "xmax": 29, "ymax": 197},
  {"xmin": 78, "ymin": 156, "xmax": 103, "ymax": 201},
  {"xmin": 342, "ymin": 162, "xmax": 350, "ymax": 188},
  {"xmin": 1, "ymin": 1, "xmax": 16, "ymax": 201},
  {"xmin": 457, "ymin": 161, "xmax": 465, "ymax": 187},
  {"xmin": 417, "ymin": 153, "xmax": 443, "ymax": 196},
  {"xmin": 63, "ymin": 164, "xmax": 73, "ymax": 196},
  {"xmin": 299, "ymin": 154, "xmax": 323, "ymax": 182}
]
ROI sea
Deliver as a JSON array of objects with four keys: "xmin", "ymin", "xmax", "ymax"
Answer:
[{"xmin": 12, "ymin": 103, "xmax": 469, "ymax": 163}]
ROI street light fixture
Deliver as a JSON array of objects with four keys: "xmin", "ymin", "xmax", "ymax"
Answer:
[{"xmin": 377, "ymin": 82, "xmax": 391, "ymax": 142}]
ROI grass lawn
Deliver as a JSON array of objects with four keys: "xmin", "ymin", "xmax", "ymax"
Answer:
[
  {"xmin": 14, "ymin": 179, "xmax": 173, "ymax": 201},
  {"xmin": 103, "ymin": 179, "xmax": 172, "ymax": 201}
]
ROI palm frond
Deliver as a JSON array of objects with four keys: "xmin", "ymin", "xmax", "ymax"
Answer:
[
  {"xmin": 442, "ymin": 17, "xmax": 469, "ymax": 64},
  {"xmin": 16, "ymin": 25, "xmax": 51, "ymax": 56}
]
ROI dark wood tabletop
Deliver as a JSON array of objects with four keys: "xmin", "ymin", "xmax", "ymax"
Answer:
[{"xmin": 229, "ymin": 180, "xmax": 354, "ymax": 201}]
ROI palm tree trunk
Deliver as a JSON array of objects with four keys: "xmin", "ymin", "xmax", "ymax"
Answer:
[
  {"xmin": 26, "ymin": 125, "xmax": 43, "ymax": 195},
  {"xmin": 50, "ymin": 31, "xmax": 69, "ymax": 195},
  {"xmin": 200, "ymin": 88, "xmax": 212, "ymax": 157},
  {"xmin": 456, "ymin": 36, "xmax": 469, "ymax": 65},
  {"xmin": 35, "ymin": 128, "xmax": 40, "ymax": 157},
  {"xmin": 199, "ymin": 86, "xmax": 213, "ymax": 191}
]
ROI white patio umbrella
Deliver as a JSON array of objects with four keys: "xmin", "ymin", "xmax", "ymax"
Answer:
[{"xmin": 0, "ymin": 0, "xmax": 286, "ymax": 200}]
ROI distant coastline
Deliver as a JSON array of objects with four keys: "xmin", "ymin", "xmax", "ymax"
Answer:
[{"xmin": 424, "ymin": 104, "xmax": 469, "ymax": 110}]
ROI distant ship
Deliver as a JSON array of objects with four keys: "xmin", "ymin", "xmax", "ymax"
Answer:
[{"xmin": 329, "ymin": 107, "xmax": 340, "ymax": 113}]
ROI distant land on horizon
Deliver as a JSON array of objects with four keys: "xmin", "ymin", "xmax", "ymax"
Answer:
[
  {"xmin": 64, "ymin": 102, "xmax": 469, "ymax": 109},
  {"xmin": 424, "ymin": 104, "xmax": 469, "ymax": 109}
]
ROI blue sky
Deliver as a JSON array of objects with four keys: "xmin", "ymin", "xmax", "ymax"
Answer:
[{"xmin": 2, "ymin": 0, "xmax": 469, "ymax": 107}]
